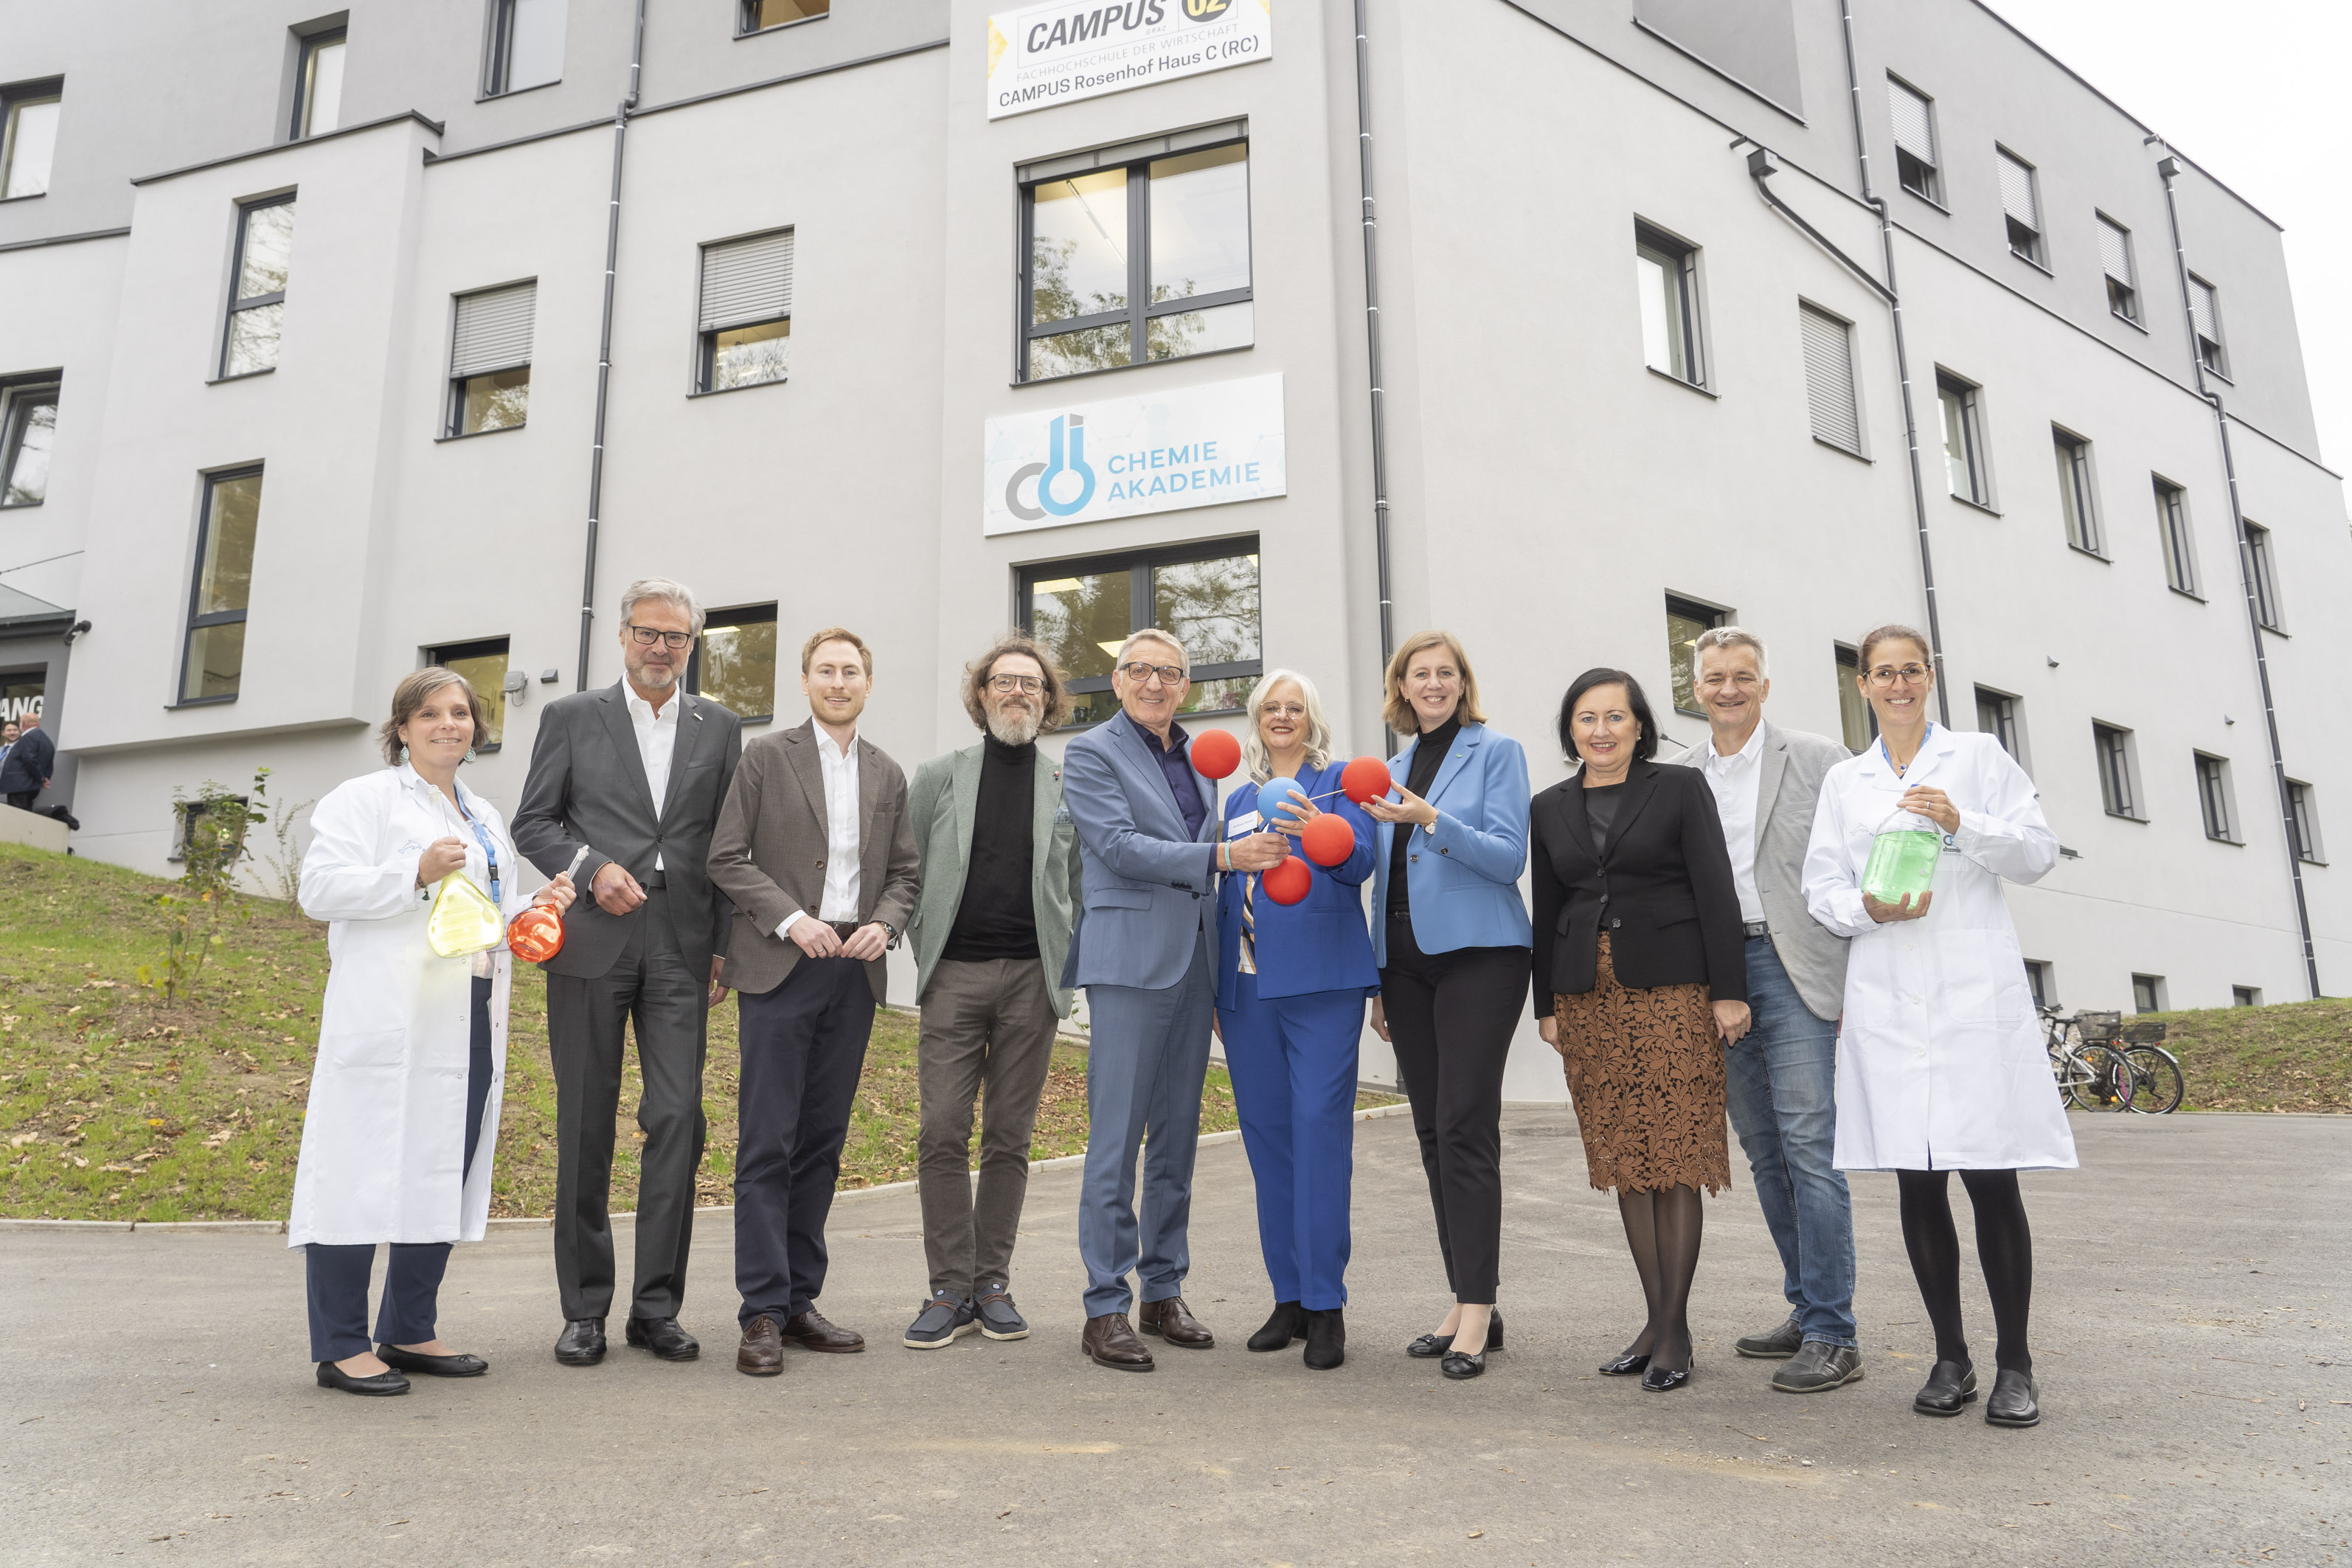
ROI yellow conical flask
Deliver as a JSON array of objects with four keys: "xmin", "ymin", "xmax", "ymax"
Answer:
[{"xmin": 426, "ymin": 871, "xmax": 505, "ymax": 958}]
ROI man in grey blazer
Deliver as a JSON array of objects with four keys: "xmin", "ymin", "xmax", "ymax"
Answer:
[
  {"xmin": 707, "ymin": 627, "xmax": 920, "ymax": 1376},
  {"xmin": 1059, "ymin": 628, "xmax": 1287, "ymax": 1372},
  {"xmin": 514, "ymin": 577, "xmax": 743, "ymax": 1368},
  {"xmin": 898, "ymin": 634, "xmax": 1083, "ymax": 1351},
  {"xmin": 1668, "ymin": 627, "xmax": 1859, "ymax": 1394}
]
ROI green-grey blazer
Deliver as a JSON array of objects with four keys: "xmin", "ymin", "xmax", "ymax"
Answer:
[{"xmin": 905, "ymin": 740, "xmax": 1082, "ymax": 1017}]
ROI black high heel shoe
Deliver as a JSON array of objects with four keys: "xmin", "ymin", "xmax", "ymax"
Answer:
[
  {"xmin": 1438, "ymin": 1311, "xmax": 1500, "ymax": 1380},
  {"xmin": 1408, "ymin": 1308, "xmax": 1502, "ymax": 1359}
]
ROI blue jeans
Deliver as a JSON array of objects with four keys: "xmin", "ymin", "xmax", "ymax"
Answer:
[{"xmin": 1723, "ymin": 937, "xmax": 1856, "ymax": 1347}]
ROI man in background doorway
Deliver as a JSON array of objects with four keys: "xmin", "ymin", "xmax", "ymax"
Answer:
[{"xmin": 2, "ymin": 711, "xmax": 56, "ymax": 812}]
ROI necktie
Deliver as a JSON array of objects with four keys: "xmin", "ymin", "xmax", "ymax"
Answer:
[{"xmin": 1241, "ymin": 873, "xmax": 1257, "ymax": 975}]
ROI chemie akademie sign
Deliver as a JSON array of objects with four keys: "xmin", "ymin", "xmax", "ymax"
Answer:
[
  {"xmin": 982, "ymin": 374, "xmax": 1286, "ymax": 537},
  {"xmin": 985, "ymin": 0, "xmax": 1273, "ymax": 119}
]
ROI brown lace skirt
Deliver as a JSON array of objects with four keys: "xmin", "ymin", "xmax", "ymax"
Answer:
[{"xmin": 1553, "ymin": 932, "xmax": 1730, "ymax": 1196}]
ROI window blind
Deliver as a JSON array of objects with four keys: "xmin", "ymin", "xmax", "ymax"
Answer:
[
  {"xmin": 2098, "ymin": 218, "xmax": 2133, "ymax": 284},
  {"xmin": 451, "ymin": 282, "xmax": 536, "ymax": 376},
  {"xmin": 1997, "ymin": 153, "xmax": 2038, "ymax": 229},
  {"xmin": 700, "ymin": 229, "xmax": 794, "ymax": 333},
  {"xmin": 2188, "ymin": 278, "xmax": 2218, "ymax": 341},
  {"xmin": 1800, "ymin": 305, "xmax": 1862, "ymax": 454},
  {"xmin": 1887, "ymin": 79, "xmax": 1935, "ymax": 163}
]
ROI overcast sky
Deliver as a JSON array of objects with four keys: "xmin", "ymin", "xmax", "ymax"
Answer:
[{"xmin": 1983, "ymin": 0, "xmax": 2351, "ymax": 496}]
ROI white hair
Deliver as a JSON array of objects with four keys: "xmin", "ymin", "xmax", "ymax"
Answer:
[
  {"xmin": 1693, "ymin": 624, "xmax": 1769, "ymax": 678},
  {"xmin": 1241, "ymin": 669, "xmax": 1336, "ymax": 782},
  {"xmin": 1112, "ymin": 626, "xmax": 1188, "ymax": 674},
  {"xmin": 618, "ymin": 576, "xmax": 706, "ymax": 636}
]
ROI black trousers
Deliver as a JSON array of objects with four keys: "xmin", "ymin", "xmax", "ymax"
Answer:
[
  {"xmin": 733, "ymin": 954, "xmax": 875, "ymax": 1327},
  {"xmin": 5, "ymin": 790, "xmax": 35, "ymax": 812},
  {"xmin": 544, "ymin": 887, "xmax": 711, "ymax": 1324},
  {"xmin": 305, "ymin": 977, "xmax": 493, "ymax": 1362},
  {"xmin": 1380, "ymin": 917, "xmax": 1528, "ymax": 1303}
]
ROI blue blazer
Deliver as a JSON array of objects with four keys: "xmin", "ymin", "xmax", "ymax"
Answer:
[
  {"xmin": 1370, "ymin": 721, "xmax": 1534, "ymax": 967},
  {"xmin": 1214, "ymin": 758, "xmax": 1380, "ymax": 1007},
  {"xmin": 1060, "ymin": 712, "xmax": 1220, "ymax": 992}
]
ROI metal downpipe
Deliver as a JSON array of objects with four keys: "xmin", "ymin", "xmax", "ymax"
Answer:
[
  {"xmin": 576, "ymin": 0, "xmax": 648, "ymax": 692},
  {"xmin": 1353, "ymin": 0, "xmax": 1398, "ymax": 752}
]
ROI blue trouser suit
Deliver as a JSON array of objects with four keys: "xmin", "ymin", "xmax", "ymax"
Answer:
[{"xmin": 1218, "ymin": 971, "xmax": 1361, "ymax": 1311}]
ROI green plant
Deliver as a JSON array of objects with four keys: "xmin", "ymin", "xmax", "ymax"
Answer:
[
  {"xmin": 251, "ymin": 766, "xmax": 315, "ymax": 906},
  {"xmin": 137, "ymin": 771, "xmax": 269, "ymax": 1004}
]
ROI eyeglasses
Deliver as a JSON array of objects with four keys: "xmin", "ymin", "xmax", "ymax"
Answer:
[
  {"xmin": 626, "ymin": 624, "xmax": 694, "ymax": 650},
  {"xmin": 1260, "ymin": 703, "xmax": 1308, "ymax": 721},
  {"xmin": 1867, "ymin": 664, "xmax": 1932, "ymax": 687},
  {"xmin": 988, "ymin": 674, "xmax": 1045, "ymax": 694},
  {"xmin": 1118, "ymin": 661, "xmax": 1186, "ymax": 687}
]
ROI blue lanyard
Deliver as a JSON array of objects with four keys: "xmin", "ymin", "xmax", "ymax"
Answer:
[
  {"xmin": 456, "ymin": 799, "xmax": 501, "ymax": 905},
  {"xmin": 1879, "ymin": 721, "xmax": 1935, "ymax": 779}
]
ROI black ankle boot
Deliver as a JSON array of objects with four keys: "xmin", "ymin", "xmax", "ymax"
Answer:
[
  {"xmin": 1302, "ymin": 1308, "xmax": 1345, "ymax": 1370},
  {"xmin": 1248, "ymin": 1301, "xmax": 1308, "ymax": 1352}
]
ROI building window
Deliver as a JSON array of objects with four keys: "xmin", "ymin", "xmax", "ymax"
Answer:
[
  {"xmin": 2093, "ymin": 721, "xmax": 2140, "ymax": 820},
  {"xmin": 2053, "ymin": 426, "xmax": 2101, "ymax": 555},
  {"xmin": 690, "ymin": 603, "xmax": 778, "ymax": 724},
  {"xmin": 2153, "ymin": 476, "xmax": 2198, "ymax": 596},
  {"xmin": 697, "ymin": 229, "xmax": 793, "ymax": 393},
  {"xmin": 1634, "ymin": 224, "xmax": 1703, "ymax": 385},
  {"xmin": 2098, "ymin": 214, "xmax": 2138, "ymax": 322},
  {"xmin": 1997, "ymin": 148, "xmax": 2043, "ymax": 266},
  {"xmin": 221, "ymin": 195, "xmax": 296, "ymax": 378},
  {"xmin": 182, "ymin": 468, "xmax": 264, "ymax": 704},
  {"xmin": 1020, "ymin": 128, "xmax": 1252, "ymax": 382},
  {"xmin": 1834, "ymin": 644, "xmax": 1876, "ymax": 754},
  {"xmin": 0, "ymin": 378, "xmax": 58, "ymax": 507},
  {"xmin": 1975, "ymin": 687, "xmax": 2019, "ymax": 760},
  {"xmin": 447, "ymin": 282, "xmax": 535, "ymax": 436},
  {"xmin": 292, "ymin": 30, "xmax": 346, "ymax": 139},
  {"xmin": 2024, "ymin": 960, "xmax": 2053, "ymax": 1010},
  {"xmin": 2244, "ymin": 521, "xmax": 2283, "ymax": 631},
  {"xmin": 1021, "ymin": 539, "xmax": 1260, "ymax": 727},
  {"xmin": 2195, "ymin": 752, "xmax": 2239, "ymax": 844},
  {"xmin": 2188, "ymin": 274, "xmax": 2228, "ymax": 378},
  {"xmin": 1, "ymin": 79, "xmax": 60, "ymax": 201},
  {"xmin": 1938, "ymin": 373, "xmax": 1987, "ymax": 505},
  {"xmin": 1887, "ymin": 76, "xmax": 1940, "ymax": 204},
  {"xmin": 1800, "ymin": 302, "xmax": 1862, "ymax": 454},
  {"xmin": 2232, "ymin": 985, "xmax": 2261, "ymax": 1007},
  {"xmin": 739, "ymin": 0, "xmax": 828, "ymax": 32},
  {"xmin": 1664, "ymin": 595, "xmax": 1727, "ymax": 718},
  {"xmin": 428, "ymin": 637, "xmax": 510, "ymax": 750},
  {"xmin": 2287, "ymin": 779, "xmax": 2324, "ymax": 864},
  {"xmin": 2131, "ymin": 974, "xmax": 2165, "ymax": 1015},
  {"xmin": 486, "ymin": 0, "xmax": 566, "ymax": 95}
]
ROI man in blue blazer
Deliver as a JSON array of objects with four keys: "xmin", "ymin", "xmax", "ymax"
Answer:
[{"xmin": 1061, "ymin": 628, "xmax": 1288, "ymax": 1372}]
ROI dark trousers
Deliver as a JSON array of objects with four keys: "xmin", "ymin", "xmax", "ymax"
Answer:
[
  {"xmin": 734, "ymin": 954, "xmax": 875, "ymax": 1327},
  {"xmin": 305, "ymin": 977, "xmax": 493, "ymax": 1362},
  {"xmin": 916, "ymin": 957, "xmax": 1059, "ymax": 1300},
  {"xmin": 1380, "ymin": 917, "xmax": 1527, "ymax": 1303},
  {"xmin": 544, "ymin": 887, "xmax": 710, "ymax": 1323},
  {"xmin": 5, "ymin": 790, "xmax": 34, "ymax": 812}
]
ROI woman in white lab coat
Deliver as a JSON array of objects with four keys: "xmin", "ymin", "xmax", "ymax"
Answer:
[
  {"xmin": 290, "ymin": 667, "xmax": 573, "ymax": 1396},
  {"xmin": 1802, "ymin": 624, "xmax": 2070, "ymax": 1432}
]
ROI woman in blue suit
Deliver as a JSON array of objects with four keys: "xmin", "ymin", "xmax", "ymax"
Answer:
[
  {"xmin": 1363, "ymin": 630, "xmax": 1533, "ymax": 1381},
  {"xmin": 1215, "ymin": 670, "xmax": 1380, "ymax": 1371}
]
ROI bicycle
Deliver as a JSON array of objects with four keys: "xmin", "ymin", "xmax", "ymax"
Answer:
[
  {"xmin": 2041, "ymin": 1007, "xmax": 2139, "ymax": 1111},
  {"xmin": 2108, "ymin": 1017, "xmax": 2185, "ymax": 1114}
]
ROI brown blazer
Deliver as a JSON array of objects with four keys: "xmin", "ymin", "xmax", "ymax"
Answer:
[{"xmin": 707, "ymin": 718, "xmax": 921, "ymax": 1001}]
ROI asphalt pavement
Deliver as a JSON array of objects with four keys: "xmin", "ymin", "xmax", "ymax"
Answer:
[{"xmin": 4, "ymin": 1107, "xmax": 2346, "ymax": 1566}]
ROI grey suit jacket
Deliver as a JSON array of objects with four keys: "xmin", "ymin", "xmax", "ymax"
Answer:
[
  {"xmin": 706, "ymin": 718, "xmax": 921, "ymax": 1002},
  {"xmin": 1060, "ymin": 712, "xmax": 1218, "ymax": 993},
  {"xmin": 1666, "ymin": 718, "xmax": 1852, "ymax": 1019},
  {"xmin": 905, "ymin": 740, "xmax": 1082, "ymax": 1018},
  {"xmin": 513, "ymin": 682, "xmax": 743, "ymax": 980}
]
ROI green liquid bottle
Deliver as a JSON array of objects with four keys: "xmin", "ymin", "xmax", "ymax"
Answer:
[{"xmin": 1861, "ymin": 811, "xmax": 1943, "ymax": 904}]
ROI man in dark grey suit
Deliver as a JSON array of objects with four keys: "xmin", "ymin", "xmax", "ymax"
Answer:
[
  {"xmin": 1, "ymin": 711, "xmax": 56, "ymax": 812},
  {"xmin": 515, "ymin": 577, "xmax": 743, "ymax": 1367}
]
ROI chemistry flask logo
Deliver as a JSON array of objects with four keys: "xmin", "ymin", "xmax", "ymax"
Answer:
[{"xmin": 1005, "ymin": 413, "xmax": 1097, "ymax": 522}]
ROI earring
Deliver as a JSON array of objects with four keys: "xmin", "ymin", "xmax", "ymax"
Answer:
[
  {"xmin": 398, "ymin": 745, "xmax": 409, "ymax": 764},
  {"xmin": 465, "ymin": 748, "xmax": 478, "ymax": 763}
]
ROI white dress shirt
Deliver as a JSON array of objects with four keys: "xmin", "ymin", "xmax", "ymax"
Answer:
[
  {"xmin": 780, "ymin": 725, "xmax": 863, "ymax": 937},
  {"xmin": 1700, "ymin": 720, "xmax": 1767, "ymax": 925},
  {"xmin": 625, "ymin": 686, "xmax": 681, "ymax": 870}
]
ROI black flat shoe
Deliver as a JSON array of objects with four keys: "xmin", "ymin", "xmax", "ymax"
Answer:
[
  {"xmin": 1985, "ymin": 1368, "xmax": 2040, "ymax": 1428},
  {"xmin": 377, "ymin": 1345, "xmax": 487, "ymax": 1378},
  {"xmin": 1249, "ymin": 1301, "xmax": 1308, "ymax": 1353},
  {"xmin": 316, "ymin": 1361, "xmax": 409, "ymax": 1396},
  {"xmin": 1302, "ymin": 1308, "xmax": 1345, "ymax": 1371},
  {"xmin": 555, "ymin": 1317, "xmax": 607, "ymax": 1367},
  {"xmin": 1440, "ymin": 1349, "xmax": 1486, "ymax": 1380},
  {"xmin": 1912, "ymin": 1359, "xmax": 1977, "ymax": 1417},
  {"xmin": 1406, "ymin": 1331, "xmax": 1453, "ymax": 1358},
  {"xmin": 1598, "ymin": 1349, "xmax": 1651, "ymax": 1377},
  {"xmin": 1640, "ymin": 1363, "xmax": 1691, "ymax": 1392},
  {"xmin": 625, "ymin": 1317, "xmax": 701, "ymax": 1361}
]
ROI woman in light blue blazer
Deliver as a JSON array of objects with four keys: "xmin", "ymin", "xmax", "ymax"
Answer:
[
  {"xmin": 1363, "ymin": 631, "xmax": 1533, "ymax": 1381},
  {"xmin": 1214, "ymin": 670, "xmax": 1379, "ymax": 1372}
]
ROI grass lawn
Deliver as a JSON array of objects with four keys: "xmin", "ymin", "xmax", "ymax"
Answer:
[
  {"xmin": 2134, "ymin": 996, "xmax": 2352, "ymax": 1113},
  {"xmin": 0, "ymin": 842, "xmax": 1392, "ymax": 1224}
]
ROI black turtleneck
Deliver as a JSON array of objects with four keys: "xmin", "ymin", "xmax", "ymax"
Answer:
[
  {"xmin": 943, "ymin": 732, "xmax": 1041, "ymax": 962},
  {"xmin": 1386, "ymin": 711, "xmax": 1463, "ymax": 917}
]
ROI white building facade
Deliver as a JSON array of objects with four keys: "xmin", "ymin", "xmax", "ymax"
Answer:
[{"xmin": 2, "ymin": 0, "xmax": 2344, "ymax": 1099}]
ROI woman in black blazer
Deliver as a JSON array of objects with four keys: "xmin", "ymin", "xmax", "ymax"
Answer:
[{"xmin": 1530, "ymin": 668, "xmax": 1749, "ymax": 1392}]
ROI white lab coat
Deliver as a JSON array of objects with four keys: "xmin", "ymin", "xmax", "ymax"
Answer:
[
  {"xmin": 1802, "ymin": 725, "xmax": 2077, "ymax": 1173},
  {"xmin": 286, "ymin": 765, "xmax": 530, "ymax": 1248}
]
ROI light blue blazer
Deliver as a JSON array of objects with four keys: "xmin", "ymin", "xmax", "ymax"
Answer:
[
  {"xmin": 1370, "ymin": 721, "xmax": 1534, "ymax": 968},
  {"xmin": 1060, "ymin": 712, "xmax": 1220, "ymax": 992}
]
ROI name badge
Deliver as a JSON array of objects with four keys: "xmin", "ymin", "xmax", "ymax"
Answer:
[{"xmin": 1229, "ymin": 810, "xmax": 1261, "ymax": 834}]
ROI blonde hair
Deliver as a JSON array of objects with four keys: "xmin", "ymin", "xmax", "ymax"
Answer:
[
  {"xmin": 1382, "ymin": 629, "xmax": 1486, "ymax": 735},
  {"xmin": 1240, "ymin": 669, "xmax": 1336, "ymax": 783},
  {"xmin": 379, "ymin": 666, "xmax": 493, "ymax": 766},
  {"xmin": 800, "ymin": 626, "xmax": 873, "ymax": 675},
  {"xmin": 959, "ymin": 631, "xmax": 1072, "ymax": 732}
]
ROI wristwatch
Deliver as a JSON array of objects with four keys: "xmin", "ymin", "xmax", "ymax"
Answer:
[{"xmin": 880, "ymin": 920, "xmax": 901, "ymax": 950}]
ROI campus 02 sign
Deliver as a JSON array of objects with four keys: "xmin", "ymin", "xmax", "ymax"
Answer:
[
  {"xmin": 985, "ymin": 0, "xmax": 1273, "ymax": 120},
  {"xmin": 982, "ymin": 373, "xmax": 1286, "ymax": 537}
]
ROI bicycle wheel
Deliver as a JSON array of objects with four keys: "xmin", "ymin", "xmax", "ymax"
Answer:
[
  {"xmin": 2125, "ymin": 1045, "xmax": 2184, "ymax": 1114},
  {"xmin": 2067, "ymin": 1044, "xmax": 2136, "ymax": 1111}
]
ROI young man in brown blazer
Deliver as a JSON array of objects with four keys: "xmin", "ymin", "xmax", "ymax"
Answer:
[{"xmin": 707, "ymin": 628, "xmax": 920, "ymax": 1376}]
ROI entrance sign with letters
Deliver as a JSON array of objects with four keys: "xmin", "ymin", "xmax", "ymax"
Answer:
[
  {"xmin": 985, "ymin": 0, "xmax": 1273, "ymax": 120},
  {"xmin": 983, "ymin": 373, "xmax": 1286, "ymax": 537}
]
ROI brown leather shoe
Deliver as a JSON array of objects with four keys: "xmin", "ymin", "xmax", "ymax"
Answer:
[
  {"xmin": 1082, "ymin": 1312, "xmax": 1155, "ymax": 1372},
  {"xmin": 780, "ymin": 1309, "xmax": 866, "ymax": 1354},
  {"xmin": 736, "ymin": 1315, "xmax": 784, "ymax": 1377},
  {"xmin": 1137, "ymin": 1296, "xmax": 1215, "ymax": 1348}
]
